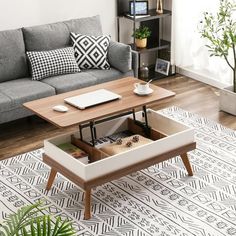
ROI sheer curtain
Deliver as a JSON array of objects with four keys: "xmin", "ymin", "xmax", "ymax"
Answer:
[{"xmin": 171, "ymin": 0, "xmax": 233, "ymax": 87}]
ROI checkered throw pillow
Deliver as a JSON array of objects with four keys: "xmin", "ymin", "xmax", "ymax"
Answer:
[
  {"xmin": 27, "ymin": 47, "xmax": 80, "ymax": 80},
  {"xmin": 70, "ymin": 33, "xmax": 111, "ymax": 70}
]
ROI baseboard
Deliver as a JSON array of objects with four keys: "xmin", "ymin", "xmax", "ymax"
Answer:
[{"xmin": 177, "ymin": 67, "xmax": 229, "ymax": 89}]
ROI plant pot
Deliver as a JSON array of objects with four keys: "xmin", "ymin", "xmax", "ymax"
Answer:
[
  {"xmin": 219, "ymin": 86, "xmax": 236, "ymax": 115},
  {"xmin": 135, "ymin": 38, "xmax": 147, "ymax": 48}
]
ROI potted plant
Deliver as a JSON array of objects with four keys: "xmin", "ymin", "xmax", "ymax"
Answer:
[
  {"xmin": 0, "ymin": 202, "xmax": 76, "ymax": 236},
  {"xmin": 132, "ymin": 26, "xmax": 151, "ymax": 48},
  {"xmin": 199, "ymin": 0, "xmax": 236, "ymax": 115}
]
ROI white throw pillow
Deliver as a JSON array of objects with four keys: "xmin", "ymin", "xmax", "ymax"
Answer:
[
  {"xmin": 27, "ymin": 47, "xmax": 80, "ymax": 80},
  {"xmin": 70, "ymin": 33, "xmax": 110, "ymax": 70}
]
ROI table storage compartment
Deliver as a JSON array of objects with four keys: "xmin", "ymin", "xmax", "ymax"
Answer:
[{"xmin": 44, "ymin": 109, "xmax": 194, "ymax": 181}]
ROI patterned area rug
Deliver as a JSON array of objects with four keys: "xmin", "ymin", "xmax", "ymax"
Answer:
[{"xmin": 1, "ymin": 107, "xmax": 236, "ymax": 236}]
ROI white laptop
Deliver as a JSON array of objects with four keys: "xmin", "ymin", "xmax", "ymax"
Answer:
[{"xmin": 64, "ymin": 89, "xmax": 122, "ymax": 110}]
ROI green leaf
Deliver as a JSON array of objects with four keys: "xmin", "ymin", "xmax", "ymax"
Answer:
[
  {"xmin": 37, "ymin": 217, "xmax": 41, "ymax": 236},
  {"xmin": 52, "ymin": 217, "xmax": 61, "ymax": 236},
  {"xmin": 31, "ymin": 219, "xmax": 36, "ymax": 236},
  {"xmin": 0, "ymin": 225, "xmax": 10, "ymax": 235},
  {"xmin": 42, "ymin": 216, "xmax": 47, "ymax": 236},
  {"xmin": 132, "ymin": 26, "xmax": 151, "ymax": 39},
  {"xmin": 0, "ymin": 203, "xmax": 76, "ymax": 236},
  {"xmin": 198, "ymin": 0, "xmax": 236, "ymax": 87},
  {"xmin": 22, "ymin": 226, "xmax": 29, "ymax": 236},
  {"xmin": 47, "ymin": 216, "xmax": 51, "ymax": 236}
]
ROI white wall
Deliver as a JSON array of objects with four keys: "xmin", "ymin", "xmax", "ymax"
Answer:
[{"xmin": 0, "ymin": 0, "xmax": 117, "ymax": 39}]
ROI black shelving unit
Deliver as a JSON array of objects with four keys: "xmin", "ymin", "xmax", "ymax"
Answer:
[
  {"xmin": 129, "ymin": 39, "xmax": 170, "ymax": 53},
  {"xmin": 121, "ymin": 9, "xmax": 171, "ymax": 22},
  {"xmin": 117, "ymin": 0, "xmax": 174, "ymax": 80}
]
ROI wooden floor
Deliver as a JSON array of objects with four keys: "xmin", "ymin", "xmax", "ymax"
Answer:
[{"xmin": 0, "ymin": 75, "xmax": 235, "ymax": 160}]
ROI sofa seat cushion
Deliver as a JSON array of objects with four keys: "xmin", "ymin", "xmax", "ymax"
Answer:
[
  {"xmin": 0, "ymin": 78, "xmax": 56, "ymax": 111},
  {"xmin": 42, "ymin": 72, "xmax": 97, "ymax": 94},
  {"xmin": 0, "ymin": 107, "xmax": 33, "ymax": 124},
  {"xmin": 0, "ymin": 29, "xmax": 29, "ymax": 82},
  {"xmin": 0, "ymin": 93, "xmax": 12, "ymax": 113},
  {"xmin": 86, "ymin": 68, "xmax": 133, "ymax": 84}
]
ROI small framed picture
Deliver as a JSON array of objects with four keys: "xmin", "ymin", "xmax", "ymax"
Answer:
[
  {"xmin": 129, "ymin": 1, "xmax": 148, "ymax": 16},
  {"xmin": 155, "ymin": 58, "xmax": 170, "ymax": 75}
]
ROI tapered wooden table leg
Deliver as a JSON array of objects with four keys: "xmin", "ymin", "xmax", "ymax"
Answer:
[
  {"xmin": 84, "ymin": 189, "xmax": 91, "ymax": 220},
  {"xmin": 46, "ymin": 168, "xmax": 57, "ymax": 190},
  {"xmin": 180, "ymin": 153, "xmax": 193, "ymax": 176}
]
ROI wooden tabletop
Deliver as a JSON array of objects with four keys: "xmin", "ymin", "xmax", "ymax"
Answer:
[{"xmin": 24, "ymin": 77, "xmax": 175, "ymax": 128}]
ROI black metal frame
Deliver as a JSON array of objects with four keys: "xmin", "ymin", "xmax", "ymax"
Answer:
[
  {"xmin": 79, "ymin": 106, "xmax": 150, "ymax": 146},
  {"xmin": 117, "ymin": 0, "xmax": 136, "ymax": 47}
]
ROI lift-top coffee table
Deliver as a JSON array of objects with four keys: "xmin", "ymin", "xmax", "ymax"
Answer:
[{"xmin": 24, "ymin": 77, "xmax": 195, "ymax": 219}]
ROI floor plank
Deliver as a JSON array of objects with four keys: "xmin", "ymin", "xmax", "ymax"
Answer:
[{"xmin": 0, "ymin": 75, "xmax": 235, "ymax": 160}]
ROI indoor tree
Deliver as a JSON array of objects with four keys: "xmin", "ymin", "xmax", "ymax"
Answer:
[{"xmin": 199, "ymin": 0, "xmax": 236, "ymax": 92}]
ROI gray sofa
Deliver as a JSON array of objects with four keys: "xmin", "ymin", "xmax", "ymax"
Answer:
[{"xmin": 0, "ymin": 15, "xmax": 138, "ymax": 124}]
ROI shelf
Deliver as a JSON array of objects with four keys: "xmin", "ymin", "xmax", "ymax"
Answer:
[
  {"xmin": 149, "ymin": 69, "xmax": 169, "ymax": 80},
  {"xmin": 117, "ymin": 0, "xmax": 173, "ymax": 80},
  {"xmin": 119, "ymin": 9, "xmax": 172, "ymax": 22},
  {"xmin": 139, "ymin": 65, "xmax": 174, "ymax": 81},
  {"xmin": 130, "ymin": 40, "xmax": 170, "ymax": 54}
]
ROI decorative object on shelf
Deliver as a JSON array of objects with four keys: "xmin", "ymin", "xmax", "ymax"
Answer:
[
  {"xmin": 156, "ymin": 0, "xmax": 163, "ymax": 14},
  {"xmin": 140, "ymin": 63, "xmax": 149, "ymax": 80},
  {"xmin": 116, "ymin": 138, "xmax": 123, "ymax": 145},
  {"xmin": 132, "ymin": 26, "xmax": 151, "ymax": 48},
  {"xmin": 0, "ymin": 202, "xmax": 76, "ymax": 236},
  {"xmin": 129, "ymin": 1, "xmax": 149, "ymax": 15},
  {"xmin": 199, "ymin": 0, "xmax": 236, "ymax": 115},
  {"xmin": 132, "ymin": 135, "xmax": 140, "ymax": 143},
  {"xmin": 155, "ymin": 58, "xmax": 170, "ymax": 75},
  {"xmin": 126, "ymin": 141, "xmax": 133, "ymax": 147}
]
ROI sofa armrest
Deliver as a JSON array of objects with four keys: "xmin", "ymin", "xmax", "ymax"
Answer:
[
  {"xmin": 131, "ymin": 50, "xmax": 139, "ymax": 78},
  {"xmin": 108, "ymin": 41, "xmax": 132, "ymax": 73}
]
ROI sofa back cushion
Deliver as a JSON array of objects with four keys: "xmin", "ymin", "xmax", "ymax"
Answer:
[
  {"xmin": 22, "ymin": 15, "xmax": 103, "ymax": 52},
  {"xmin": 65, "ymin": 15, "xmax": 103, "ymax": 36},
  {"xmin": 22, "ymin": 22, "xmax": 70, "ymax": 51},
  {"xmin": 0, "ymin": 29, "xmax": 29, "ymax": 82}
]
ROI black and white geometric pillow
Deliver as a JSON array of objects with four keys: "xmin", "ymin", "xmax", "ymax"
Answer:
[
  {"xmin": 27, "ymin": 47, "xmax": 80, "ymax": 81},
  {"xmin": 70, "ymin": 33, "xmax": 111, "ymax": 70}
]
